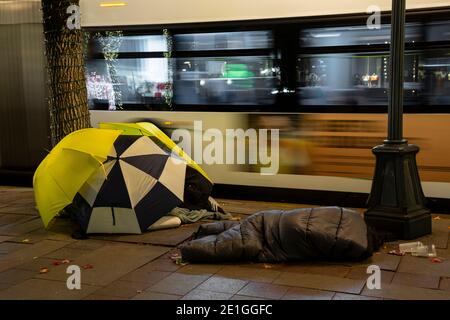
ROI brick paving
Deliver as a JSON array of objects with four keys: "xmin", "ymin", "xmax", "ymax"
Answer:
[{"xmin": 0, "ymin": 187, "xmax": 449, "ymax": 300}]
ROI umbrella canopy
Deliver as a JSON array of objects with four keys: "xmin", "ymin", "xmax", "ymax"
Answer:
[
  {"xmin": 33, "ymin": 128, "xmax": 123, "ymax": 227},
  {"xmin": 99, "ymin": 122, "xmax": 211, "ymax": 183},
  {"xmin": 67, "ymin": 133, "xmax": 209, "ymax": 234},
  {"xmin": 99, "ymin": 122, "xmax": 214, "ymax": 212}
]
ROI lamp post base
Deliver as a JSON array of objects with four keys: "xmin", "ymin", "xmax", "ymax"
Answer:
[{"xmin": 365, "ymin": 142, "xmax": 432, "ymax": 240}]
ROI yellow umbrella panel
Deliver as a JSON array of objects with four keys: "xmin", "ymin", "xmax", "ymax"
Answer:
[{"xmin": 33, "ymin": 128, "xmax": 122, "ymax": 227}]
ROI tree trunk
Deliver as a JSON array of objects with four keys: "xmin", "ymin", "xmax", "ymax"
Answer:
[{"xmin": 42, "ymin": 0, "xmax": 91, "ymax": 146}]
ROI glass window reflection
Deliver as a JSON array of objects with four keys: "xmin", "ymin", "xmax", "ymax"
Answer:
[
  {"xmin": 174, "ymin": 31, "xmax": 273, "ymax": 51},
  {"xmin": 90, "ymin": 35, "xmax": 167, "ymax": 54},
  {"xmin": 297, "ymin": 53, "xmax": 422, "ymax": 106},
  {"xmin": 86, "ymin": 58, "xmax": 169, "ymax": 109},
  {"xmin": 174, "ymin": 56, "xmax": 277, "ymax": 105},
  {"xmin": 300, "ymin": 23, "xmax": 423, "ymax": 47}
]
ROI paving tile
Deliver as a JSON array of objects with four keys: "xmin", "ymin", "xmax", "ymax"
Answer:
[
  {"xmin": 237, "ymin": 282, "xmax": 289, "ymax": 300},
  {"xmin": 439, "ymin": 277, "xmax": 450, "ymax": 291},
  {"xmin": 436, "ymin": 247, "xmax": 450, "ymax": 259},
  {"xmin": 0, "ymin": 218, "xmax": 44, "ymax": 236},
  {"xmin": 362, "ymin": 283, "xmax": 450, "ymax": 300},
  {"xmin": 120, "ymin": 269, "xmax": 171, "ymax": 285},
  {"xmin": 93, "ymin": 280, "xmax": 152, "ymax": 298},
  {"xmin": 197, "ymin": 276, "xmax": 248, "ymax": 294},
  {"xmin": 0, "ymin": 278, "xmax": 100, "ymax": 300},
  {"xmin": 0, "ymin": 190, "xmax": 34, "ymax": 205},
  {"xmin": 0, "ymin": 236, "xmax": 12, "ymax": 243},
  {"xmin": 0, "ymin": 205, "xmax": 38, "ymax": 216},
  {"xmin": 0, "ymin": 242, "xmax": 28, "ymax": 254},
  {"xmin": 66, "ymin": 239, "xmax": 109, "ymax": 251},
  {"xmin": 37, "ymin": 244, "xmax": 169, "ymax": 286},
  {"xmin": 0, "ymin": 268, "xmax": 35, "ymax": 285},
  {"xmin": 0, "ymin": 282, "xmax": 12, "ymax": 291},
  {"xmin": 281, "ymin": 287, "xmax": 335, "ymax": 300},
  {"xmin": 181, "ymin": 289, "xmax": 233, "ymax": 300},
  {"xmin": 415, "ymin": 219, "xmax": 449, "ymax": 249},
  {"xmin": 346, "ymin": 266, "xmax": 394, "ymax": 284},
  {"xmin": 15, "ymin": 257, "xmax": 55, "ymax": 272},
  {"xmin": 43, "ymin": 247, "xmax": 90, "ymax": 260},
  {"xmin": 0, "ymin": 214, "xmax": 34, "ymax": 227},
  {"xmin": 275, "ymin": 263, "xmax": 351, "ymax": 277},
  {"xmin": 11, "ymin": 228, "xmax": 75, "ymax": 243},
  {"xmin": 332, "ymin": 293, "xmax": 381, "ymax": 300},
  {"xmin": 391, "ymin": 272, "xmax": 440, "ymax": 289},
  {"xmin": 0, "ymin": 240, "xmax": 70, "ymax": 272},
  {"xmin": 177, "ymin": 264, "xmax": 223, "ymax": 276},
  {"xmin": 148, "ymin": 273, "xmax": 209, "ymax": 296},
  {"xmin": 93, "ymin": 224, "xmax": 198, "ymax": 246},
  {"xmin": 230, "ymin": 295, "xmax": 268, "ymax": 300},
  {"xmin": 132, "ymin": 291, "xmax": 181, "ymax": 300},
  {"xmin": 397, "ymin": 255, "xmax": 450, "ymax": 278},
  {"xmin": 139, "ymin": 256, "xmax": 181, "ymax": 272},
  {"xmin": 354, "ymin": 253, "xmax": 402, "ymax": 271},
  {"xmin": 0, "ymin": 214, "xmax": 35, "ymax": 228},
  {"xmin": 274, "ymin": 272, "xmax": 365, "ymax": 294},
  {"xmin": 83, "ymin": 294, "xmax": 127, "ymax": 300},
  {"xmin": 216, "ymin": 266, "xmax": 281, "ymax": 284}
]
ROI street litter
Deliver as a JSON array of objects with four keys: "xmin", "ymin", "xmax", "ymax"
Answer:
[
  {"xmin": 430, "ymin": 257, "xmax": 443, "ymax": 263},
  {"xmin": 22, "ymin": 239, "xmax": 30, "ymax": 243},
  {"xmin": 52, "ymin": 259, "xmax": 72, "ymax": 266},
  {"xmin": 397, "ymin": 241, "xmax": 437, "ymax": 258},
  {"xmin": 82, "ymin": 264, "xmax": 94, "ymax": 270},
  {"xmin": 388, "ymin": 249, "xmax": 405, "ymax": 256},
  {"xmin": 169, "ymin": 253, "xmax": 189, "ymax": 266},
  {"xmin": 39, "ymin": 267, "xmax": 49, "ymax": 274}
]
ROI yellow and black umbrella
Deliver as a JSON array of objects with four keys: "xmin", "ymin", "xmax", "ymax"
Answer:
[
  {"xmin": 34, "ymin": 123, "xmax": 213, "ymax": 233},
  {"xmin": 33, "ymin": 128, "xmax": 122, "ymax": 227}
]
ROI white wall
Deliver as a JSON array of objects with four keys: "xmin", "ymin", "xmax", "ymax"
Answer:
[
  {"xmin": 0, "ymin": 0, "xmax": 42, "ymax": 25},
  {"xmin": 80, "ymin": 0, "xmax": 449, "ymax": 27}
]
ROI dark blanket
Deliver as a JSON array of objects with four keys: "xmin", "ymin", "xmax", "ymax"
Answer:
[{"xmin": 180, "ymin": 207, "xmax": 378, "ymax": 263}]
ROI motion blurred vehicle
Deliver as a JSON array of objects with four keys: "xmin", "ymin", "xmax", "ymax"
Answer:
[{"xmin": 83, "ymin": 4, "xmax": 450, "ymax": 202}]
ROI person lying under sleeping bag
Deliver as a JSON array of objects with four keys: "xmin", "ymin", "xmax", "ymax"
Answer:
[{"xmin": 180, "ymin": 206, "xmax": 384, "ymax": 263}]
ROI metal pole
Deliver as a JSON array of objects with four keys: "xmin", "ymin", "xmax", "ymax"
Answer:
[
  {"xmin": 387, "ymin": 0, "xmax": 406, "ymax": 143},
  {"xmin": 365, "ymin": 0, "xmax": 431, "ymax": 240}
]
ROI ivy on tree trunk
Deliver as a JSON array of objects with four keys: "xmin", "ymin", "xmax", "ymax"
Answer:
[{"xmin": 42, "ymin": 0, "xmax": 91, "ymax": 146}]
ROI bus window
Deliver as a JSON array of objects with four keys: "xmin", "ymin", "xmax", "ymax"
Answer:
[
  {"xmin": 297, "ymin": 53, "xmax": 422, "ymax": 106},
  {"xmin": 173, "ymin": 30, "xmax": 278, "ymax": 106},
  {"xmin": 174, "ymin": 56, "xmax": 277, "ymax": 105},
  {"xmin": 300, "ymin": 23, "xmax": 423, "ymax": 47},
  {"xmin": 174, "ymin": 31, "xmax": 273, "ymax": 51}
]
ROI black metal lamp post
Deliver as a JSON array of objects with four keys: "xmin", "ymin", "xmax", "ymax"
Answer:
[{"xmin": 365, "ymin": 0, "xmax": 431, "ymax": 240}]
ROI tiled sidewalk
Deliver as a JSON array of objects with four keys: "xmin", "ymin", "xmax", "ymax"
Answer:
[{"xmin": 0, "ymin": 187, "xmax": 449, "ymax": 300}]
